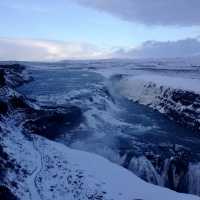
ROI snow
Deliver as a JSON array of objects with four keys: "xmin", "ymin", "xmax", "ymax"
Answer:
[
  {"xmin": 2, "ymin": 61, "xmax": 200, "ymax": 200},
  {"xmin": 2, "ymin": 117, "xmax": 200, "ymax": 200},
  {"xmin": 113, "ymin": 72, "xmax": 200, "ymax": 132},
  {"xmin": 31, "ymin": 137, "xmax": 200, "ymax": 200},
  {"xmin": 116, "ymin": 73, "xmax": 200, "ymax": 111},
  {"xmin": 122, "ymin": 74, "xmax": 200, "ymax": 94}
]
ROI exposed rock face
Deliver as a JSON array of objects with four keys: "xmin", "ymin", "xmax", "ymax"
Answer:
[
  {"xmin": 0, "ymin": 64, "xmax": 83, "ymax": 199},
  {"xmin": 9, "ymin": 96, "xmax": 30, "ymax": 110},
  {"xmin": 0, "ymin": 69, "xmax": 6, "ymax": 87},
  {"xmin": 23, "ymin": 105, "xmax": 82, "ymax": 139},
  {"xmin": 0, "ymin": 64, "xmax": 83, "ymax": 140},
  {"xmin": 0, "ymin": 64, "xmax": 30, "ymax": 190},
  {"xmin": 0, "ymin": 64, "xmax": 32, "ymax": 88},
  {"xmin": 149, "ymin": 148, "xmax": 190, "ymax": 192},
  {"xmin": 0, "ymin": 186, "xmax": 19, "ymax": 200},
  {"xmin": 126, "ymin": 143, "xmax": 197, "ymax": 194},
  {"xmin": 0, "ymin": 64, "xmax": 32, "ymax": 112},
  {"xmin": 167, "ymin": 155, "xmax": 189, "ymax": 192},
  {"xmin": 0, "ymin": 145, "xmax": 9, "ymax": 179},
  {"xmin": 0, "ymin": 139, "xmax": 24, "ymax": 194},
  {"xmin": 0, "ymin": 100, "xmax": 8, "ymax": 115},
  {"xmin": 118, "ymin": 78, "xmax": 200, "ymax": 131},
  {"xmin": 160, "ymin": 88, "xmax": 200, "ymax": 131},
  {"xmin": 0, "ymin": 64, "xmax": 200, "ymax": 199}
]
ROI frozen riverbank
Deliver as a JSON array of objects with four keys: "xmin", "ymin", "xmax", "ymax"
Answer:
[{"xmin": 117, "ymin": 74, "xmax": 200, "ymax": 131}]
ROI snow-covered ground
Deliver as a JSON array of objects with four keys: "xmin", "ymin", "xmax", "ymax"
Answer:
[
  {"xmin": 2, "ymin": 118, "xmax": 200, "ymax": 200},
  {"xmin": 118, "ymin": 74, "xmax": 200, "ymax": 95},
  {"xmin": 1, "ymin": 61, "xmax": 200, "ymax": 200},
  {"xmin": 115, "ymin": 73, "xmax": 200, "ymax": 131}
]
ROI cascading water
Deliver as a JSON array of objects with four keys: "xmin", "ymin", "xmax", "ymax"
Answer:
[
  {"xmin": 125, "ymin": 154, "xmax": 200, "ymax": 196},
  {"xmin": 18, "ymin": 65, "xmax": 200, "ymax": 197},
  {"xmin": 187, "ymin": 163, "xmax": 200, "ymax": 195},
  {"xmin": 128, "ymin": 156, "xmax": 164, "ymax": 186}
]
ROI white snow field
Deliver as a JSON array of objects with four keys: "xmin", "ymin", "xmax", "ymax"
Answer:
[
  {"xmin": 119, "ymin": 74, "xmax": 200, "ymax": 96},
  {"xmin": 116, "ymin": 74, "xmax": 200, "ymax": 130},
  {"xmin": 2, "ymin": 118, "xmax": 200, "ymax": 200}
]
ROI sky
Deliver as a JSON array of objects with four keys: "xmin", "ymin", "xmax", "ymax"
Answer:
[{"xmin": 0, "ymin": 0, "xmax": 200, "ymax": 61}]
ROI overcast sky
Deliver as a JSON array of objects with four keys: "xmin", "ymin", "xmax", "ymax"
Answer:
[{"xmin": 0, "ymin": 0, "xmax": 200, "ymax": 60}]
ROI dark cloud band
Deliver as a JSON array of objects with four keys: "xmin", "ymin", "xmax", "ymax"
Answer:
[
  {"xmin": 113, "ymin": 38, "xmax": 200, "ymax": 58},
  {"xmin": 75, "ymin": 0, "xmax": 200, "ymax": 26}
]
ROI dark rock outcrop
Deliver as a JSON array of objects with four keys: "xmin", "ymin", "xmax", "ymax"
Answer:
[
  {"xmin": 24, "ymin": 105, "xmax": 82, "ymax": 139},
  {"xmin": 0, "ymin": 64, "xmax": 25, "ymax": 71},
  {"xmin": 0, "ymin": 64, "xmax": 31, "ymax": 87},
  {"xmin": 0, "ymin": 69, "xmax": 6, "ymax": 87},
  {"xmin": 0, "ymin": 64, "xmax": 33, "ymax": 194},
  {"xmin": 159, "ymin": 89, "xmax": 200, "ymax": 131},
  {"xmin": 9, "ymin": 96, "xmax": 30, "ymax": 110},
  {"xmin": 0, "ymin": 186, "xmax": 18, "ymax": 200},
  {"xmin": 0, "ymin": 100, "xmax": 8, "ymax": 115},
  {"xmin": 125, "ymin": 142, "xmax": 194, "ymax": 194},
  {"xmin": 146, "ymin": 146, "xmax": 190, "ymax": 192},
  {"xmin": 0, "ymin": 63, "xmax": 83, "ymax": 141},
  {"xmin": 171, "ymin": 90, "xmax": 199, "ymax": 106},
  {"xmin": 0, "ymin": 145, "xmax": 9, "ymax": 179},
  {"xmin": 130, "ymin": 81, "xmax": 200, "ymax": 132}
]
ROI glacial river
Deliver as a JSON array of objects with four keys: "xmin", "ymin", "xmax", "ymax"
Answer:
[{"xmin": 18, "ymin": 63, "xmax": 200, "ymax": 195}]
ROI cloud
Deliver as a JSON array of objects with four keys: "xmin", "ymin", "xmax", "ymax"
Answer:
[
  {"xmin": 74, "ymin": 0, "xmax": 200, "ymax": 26},
  {"xmin": 113, "ymin": 38, "xmax": 200, "ymax": 59},
  {"xmin": 0, "ymin": 38, "xmax": 111, "ymax": 61},
  {"xmin": 1, "ymin": 38, "xmax": 200, "ymax": 61}
]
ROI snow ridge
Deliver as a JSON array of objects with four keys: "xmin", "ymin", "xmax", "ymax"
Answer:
[{"xmin": 118, "ymin": 74, "xmax": 200, "ymax": 131}]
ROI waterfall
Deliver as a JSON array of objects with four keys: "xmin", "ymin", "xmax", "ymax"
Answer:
[
  {"xmin": 187, "ymin": 163, "xmax": 200, "ymax": 196},
  {"xmin": 128, "ymin": 156, "xmax": 164, "ymax": 186},
  {"xmin": 127, "ymin": 156, "xmax": 200, "ymax": 197}
]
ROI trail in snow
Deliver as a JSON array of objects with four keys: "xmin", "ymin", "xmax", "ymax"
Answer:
[
  {"xmin": 26, "ymin": 137, "xmax": 42, "ymax": 200},
  {"xmin": 2, "ymin": 118, "xmax": 43, "ymax": 200}
]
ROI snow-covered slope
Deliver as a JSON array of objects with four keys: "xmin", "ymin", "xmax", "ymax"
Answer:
[
  {"xmin": 2, "ymin": 119, "xmax": 200, "ymax": 200},
  {"xmin": 118, "ymin": 74, "xmax": 200, "ymax": 131},
  {"xmin": 1, "ymin": 63, "xmax": 200, "ymax": 200},
  {"xmin": 121, "ymin": 74, "xmax": 200, "ymax": 94}
]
